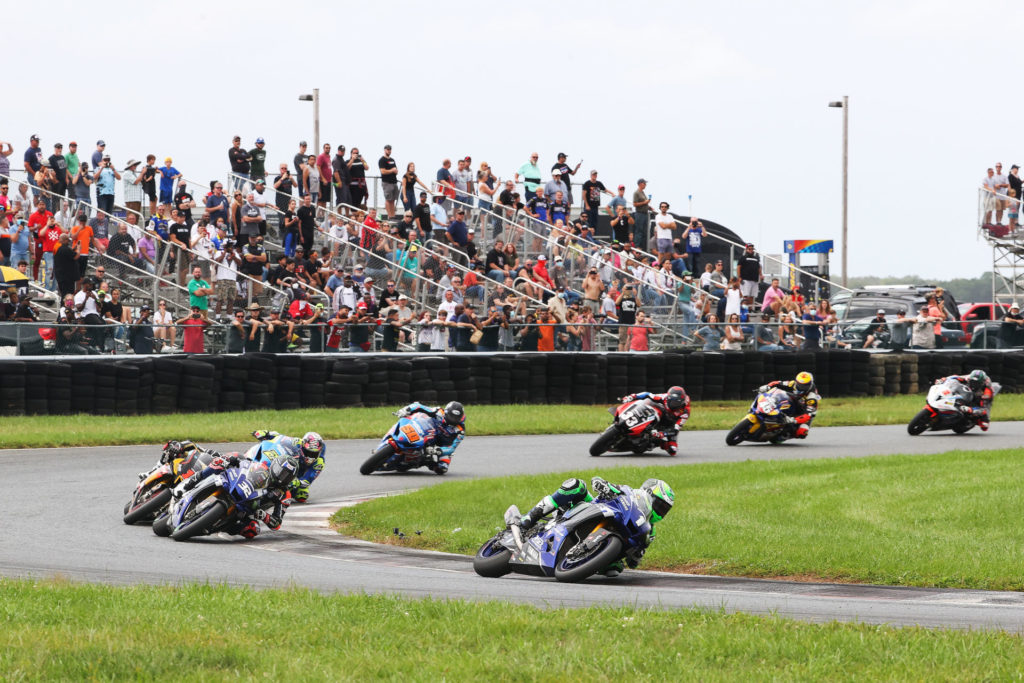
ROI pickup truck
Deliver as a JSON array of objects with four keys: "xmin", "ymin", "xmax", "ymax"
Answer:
[{"xmin": 958, "ymin": 303, "xmax": 1010, "ymax": 335}]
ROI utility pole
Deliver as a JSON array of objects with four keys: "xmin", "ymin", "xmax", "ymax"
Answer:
[{"xmin": 829, "ymin": 96, "xmax": 849, "ymax": 287}]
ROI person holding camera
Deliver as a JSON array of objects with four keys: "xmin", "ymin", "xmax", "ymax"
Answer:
[
  {"xmin": 73, "ymin": 277, "xmax": 105, "ymax": 350},
  {"xmin": 95, "ymin": 155, "xmax": 120, "ymax": 215},
  {"xmin": 347, "ymin": 147, "xmax": 368, "ymax": 209},
  {"xmin": 213, "ymin": 239, "xmax": 240, "ymax": 320},
  {"xmin": 176, "ymin": 305, "xmax": 211, "ymax": 354}
]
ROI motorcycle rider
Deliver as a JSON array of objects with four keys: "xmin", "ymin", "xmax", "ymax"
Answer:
[
  {"xmin": 757, "ymin": 371, "xmax": 820, "ymax": 438},
  {"xmin": 518, "ymin": 476, "xmax": 675, "ymax": 576},
  {"xmin": 177, "ymin": 437, "xmax": 299, "ymax": 539},
  {"xmin": 251, "ymin": 430, "xmax": 325, "ymax": 502},
  {"xmin": 616, "ymin": 385, "xmax": 690, "ymax": 456},
  {"xmin": 935, "ymin": 369, "xmax": 994, "ymax": 431},
  {"xmin": 159, "ymin": 439, "xmax": 202, "ymax": 465},
  {"xmin": 392, "ymin": 401, "xmax": 466, "ymax": 473}
]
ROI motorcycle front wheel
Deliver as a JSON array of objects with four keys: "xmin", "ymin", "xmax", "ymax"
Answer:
[
  {"xmin": 360, "ymin": 444, "xmax": 396, "ymax": 475},
  {"xmin": 907, "ymin": 409, "xmax": 932, "ymax": 436},
  {"xmin": 725, "ymin": 419, "xmax": 751, "ymax": 446},
  {"xmin": 152, "ymin": 512, "xmax": 173, "ymax": 537},
  {"xmin": 589, "ymin": 426, "xmax": 620, "ymax": 457},
  {"xmin": 171, "ymin": 499, "xmax": 227, "ymax": 542},
  {"xmin": 123, "ymin": 486, "xmax": 172, "ymax": 526},
  {"xmin": 554, "ymin": 534, "xmax": 624, "ymax": 583},
  {"xmin": 473, "ymin": 535, "xmax": 513, "ymax": 578}
]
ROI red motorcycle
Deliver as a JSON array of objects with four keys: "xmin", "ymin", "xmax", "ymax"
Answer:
[{"xmin": 590, "ymin": 398, "xmax": 668, "ymax": 456}]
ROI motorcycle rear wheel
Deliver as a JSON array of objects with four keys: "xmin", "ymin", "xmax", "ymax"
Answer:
[
  {"xmin": 725, "ymin": 420, "xmax": 750, "ymax": 446},
  {"xmin": 123, "ymin": 487, "xmax": 172, "ymax": 526},
  {"xmin": 473, "ymin": 536, "xmax": 513, "ymax": 578},
  {"xmin": 171, "ymin": 500, "xmax": 227, "ymax": 542},
  {"xmin": 554, "ymin": 534, "xmax": 624, "ymax": 583},
  {"xmin": 360, "ymin": 444, "xmax": 395, "ymax": 475},
  {"xmin": 907, "ymin": 409, "xmax": 931, "ymax": 436},
  {"xmin": 589, "ymin": 426, "xmax": 620, "ymax": 457}
]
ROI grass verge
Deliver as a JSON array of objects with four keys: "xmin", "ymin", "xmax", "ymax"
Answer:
[
  {"xmin": 333, "ymin": 449, "xmax": 1024, "ymax": 591},
  {"xmin": 2, "ymin": 579, "xmax": 1024, "ymax": 680},
  {"xmin": 1, "ymin": 394, "xmax": 1021, "ymax": 449}
]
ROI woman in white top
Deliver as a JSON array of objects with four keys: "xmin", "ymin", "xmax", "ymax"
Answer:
[
  {"xmin": 152, "ymin": 299, "xmax": 176, "ymax": 348},
  {"xmin": 722, "ymin": 312, "xmax": 744, "ymax": 350},
  {"xmin": 699, "ymin": 262, "xmax": 714, "ymax": 291},
  {"xmin": 654, "ymin": 202, "xmax": 676, "ymax": 263},
  {"xmin": 725, "ymin": 278, "xmax": 742, "ymax": 319}
]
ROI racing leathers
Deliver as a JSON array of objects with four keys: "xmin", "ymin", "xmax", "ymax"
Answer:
[
  {"xmin": 252, "ymin": 430, "xmax": 325, "ymax": 502},
  {"xmin": 518, "ymin": 476, "xmax": 657, "ymax": 571},
  {"xmin": 757, "ymin": 380, "xmax": 820, "ymax": 438},
  {"xmin": 178, "ymin": 452, "xmax": 291, "ymax": 539},
  {"xmin": 618, "ymin": 391, "xmax": 690, "ymax": 455},
  {"xmin": 937, "ymin": 375, "xmax": 994, "ymax": 430},
  {"xmin": 394, "ymin": 402, "xmax": 465, "ymax": 473}
]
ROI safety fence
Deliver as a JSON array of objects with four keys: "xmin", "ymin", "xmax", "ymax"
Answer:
[{"xmin": 0, "ymin": 349, "xmax": 1020, "ymax": 417}]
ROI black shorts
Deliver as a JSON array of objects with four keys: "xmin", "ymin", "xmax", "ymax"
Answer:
[{"xmin": 78, "ymin": 256, "xmax": 89, "ymax": 278}]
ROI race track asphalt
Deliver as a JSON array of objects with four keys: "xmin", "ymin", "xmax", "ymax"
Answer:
[{"xmin": 3, "ymin": 422, "xmax": 1024, "ymax": 631}]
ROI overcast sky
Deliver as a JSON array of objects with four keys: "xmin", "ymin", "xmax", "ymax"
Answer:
[{"xmin": 4, "ymin": 0, "xmax": 1016, "ymax": 280}]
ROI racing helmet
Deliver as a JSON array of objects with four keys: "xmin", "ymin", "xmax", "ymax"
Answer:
[
  {"xmin": 664, "ymin": 386, "xmax": 688, "ymax": 416},
  {"xmin": 269, "ymin": 454, "xmax": 299, "ymax": 488},
  {"xmin": 794, "ymin": 371, "xmax": 815, "ymax": 395},
  {"xmin": 442, "ymin": 401, "xmax": 466, "ymax": 429},
  {"xmin": 162, "ymin": 439, "xmax": 197, "ymax": 463},
  {"xmin": 300, "ymin": 431, "xmax": 325, "ymax": 466},
  {"xmin": 640, "ymin": 478, "xmax": 675, "ymax": 523},
  {"xmin": 967, "ymin": 369, "xmax": 988, "ymax": 392}
]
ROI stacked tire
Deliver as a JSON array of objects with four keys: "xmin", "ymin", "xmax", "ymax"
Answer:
[
  {"xmin": 24, "ymin": 361, "xmax": 48, "ymax": 415},
  {"xmin": 388, "ymin": 359, "xmax": 413, "ymax": 406},
  {"xmin": 328, "ymin": 360, "xmax": 367, "ymax": 407},
  {"xmin": 220, "ymin": 356, "xmax": 249, "ymax": 411},
  {"xmin": 0, "ymin": 361, "xmax": 26, "ymax": 416},
  {"xmin": 490, "ymin": 357, "xmax": 512, "ymax": 404},
  {"xmin": 274, "ymin": 355, "xmax": 303, "ymax": 410},
  {"xmin": 46, "ymin": 362, "xmax": 72, "ymax": 415},
  {"xmin": 605, "ymin": 354, "xmax": 629, "ymax": 404}
]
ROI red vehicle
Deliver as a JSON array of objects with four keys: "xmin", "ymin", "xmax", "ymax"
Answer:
[
  {"xmin": 589, "ymin": 397, "xmax": 669, "ymax": 456},
  {"xmin": 958, "ymin": 303, "xmax": 1009, "ymax": 337}
]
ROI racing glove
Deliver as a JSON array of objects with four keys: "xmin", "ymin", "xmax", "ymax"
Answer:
[
  {"xmin": 619, "ymin": 394, "xmax": 635, "ymax": 404},
  {"xmin": 252, "ymin": 430, "xmax": 278, "ymax": 441},
  {"xmin": 262, "ymin": 511, "xmax": 282, "ymax": 531},
  {"xmin": 960, "ymin": 405, "xmax": 973, "ymax": 415},
  {"xmin": 592, "ymin": 477, "xmax": 615, "ymax": 500}
]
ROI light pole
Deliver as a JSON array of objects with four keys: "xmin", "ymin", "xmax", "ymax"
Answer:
[
  {"xmin": 298, "ymin": 88, "xmax": 320, "ymax": 154},
  {"xmin": 828, "ymin": 96, "xmax": 848, "ymax": 288}
]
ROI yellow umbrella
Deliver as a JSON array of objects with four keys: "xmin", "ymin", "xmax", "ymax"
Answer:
[{"xmin": 0, "ymin": 265, "xmax": 29, "ymax": 286}]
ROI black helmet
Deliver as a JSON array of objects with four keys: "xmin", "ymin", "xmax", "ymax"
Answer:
[
  {"xmin": 442, "ymin": 401, "xmax": 465, "ymax": 428},
  {"xmin": 664, "ymin": 386, "xmax": 688, "ymax": 415},
  {"xmin": 269, "ymin": 454, "xmax": 299, "ymax": 488},
  {"xmin": 967, "ymin": 369, "xmax": 988, "ymax": 392}
]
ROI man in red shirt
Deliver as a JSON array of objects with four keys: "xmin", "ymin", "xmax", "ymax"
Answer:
[
  {"xmin": 316, "ymin": 144, "xmax": 333, "ymax": 208},
  {"xmin": 27, "ymin": 200, "xmax": 52, "ymax": 281},
  {"xmin": 287, "ymin": 289, "xmax": 317, "ymax": 347},
  {"xmin": 39, "ymin": 215, "xmax": 62, "ymax": 291},
  {"xmin": 176, "ymin": 305, "xmax": 210, "ymax": 353}
]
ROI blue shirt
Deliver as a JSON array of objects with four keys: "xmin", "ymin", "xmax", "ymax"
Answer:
[
  {"xmin": 159, "ymin": 167, "xmax": 179, "ymax": 195},
  {"xmin": 447, "ymin": 219, "xmax": 468, "ymax": 247},
  {"xmin": 95, "ymin": 167, "xmax": 116, "ymax": 196},
  {"xmin": 11, "ymin": 222, "xmax": 30, "ymax": 252},
  {"xmin": 686, "ymin": 226, "xmax": 705, "ymax": 254},
  {"xmin": 23, "ymin": 147, "xmax": 41, "ymax": 173},
  {"xmin": 325, "ymin": 273, "xmax": 345, "ymax": 292},
  {"xmin": 802, "ymin": 313, "xmax": 823, "ymax": 341},
  {"xmin": 608, "ymin": 196, "xmax": 627, "ymax": 214}
]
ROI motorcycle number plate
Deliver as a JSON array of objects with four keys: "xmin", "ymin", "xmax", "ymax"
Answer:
[{"xmin": 400, "ymin": 425, "xmax": 421, "ymax": 442}]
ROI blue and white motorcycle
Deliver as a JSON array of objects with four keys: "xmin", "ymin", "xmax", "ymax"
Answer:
[
  {"xmin": 473, "ymin": 486, "xmax": 654, "ymax": 583},
  {"xmin": 360, "ymin": 412, "xmax": 448, "ymax": 475}
]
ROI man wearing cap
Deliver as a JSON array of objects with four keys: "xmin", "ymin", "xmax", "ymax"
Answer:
[
  {"xmin": 544, "ymin": 169, "xmax": 569, "ymax": 205},
  {"xmin": 228, "ymin": 136, "xmax": 251, "ymax": 191},
  {"xmin": 332, "ymin": 144, "xmax": 350, "ymax": 210},
  {"xmin": 92, "ymin": 154, "xmax": 120, "ymax": 215},
  {"xmin": 212, "ymin": 238, "xmax": 240, "ymax": 320},
  {"xmin": 736, "ymin": 242, "xmax": 762, "ymax": 307},
  {"xmin": 999, "ymin": 303, "xmax": 1024, "ymax": 347},
  {"xmin": 48, "ymin": 143, "xmax": 70, "ymax": 202},
  {"xmin": 379, "ymin": 145, "xmax": 399, "ymax": 218},
  {"xmin": 610, "ymin": 205, "xmax": 635, "ymax": 244},
  {"xmin": 249, "ymin": 178, "xmax": 268, "ymax": 236},
  {"xmin": 90, "ymin": 140, "xmax": 106, "ymax": 170},
  {"xmin": 551, "ymin": 153, "xmax": 581, "ymax": 204},
  {"xmin": 249, "ymin": 138, "xmax": 267, "ymax": 183},
  {"xmin": 23, "ymin": 135, "xmax": 43, "ymax": 199},
  {"xmin": 174, "ymin": 180, "xmax": 196, "ymax": 228},
  {"xmin": 581, "ymin": 170, "xmax": 611, "ymax": 229},
  {"xmin": 862, "ymin": 309, "xmax": 890, "ymax": 349},
  {"xmin": 632, "ymin": 179, "xmax": 653, "ymax": 252},
  {"xmin": 64, "ymin": 142, "xmax": 80, "ymax": 180},
  {"xmin": 447, "ymin": 208, "xmax": 469, "ymax": 252}
]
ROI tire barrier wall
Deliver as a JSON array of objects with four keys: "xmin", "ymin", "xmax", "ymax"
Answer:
[{"xmin": 0, "ymin": 350, "xmax": 1020, "ymax": 416}]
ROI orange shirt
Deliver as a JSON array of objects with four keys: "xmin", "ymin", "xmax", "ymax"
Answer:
[
  {"xmin": 537, "ymin": 322, "xmax": 555, "ymax": 351},
  {"xmin": 71, "ymin": 224, "xmax": 93, "ymax": 255}
]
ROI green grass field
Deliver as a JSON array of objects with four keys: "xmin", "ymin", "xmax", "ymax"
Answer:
[
  {"xmin": 334, "ymin": 449, "xmax": 1024, "ymax": 590},
  {"xmin": 2, "ymin": 579, "xmax": 1023, "ymax": 681},
  {"xmin": 1, "ymin": 394, "xmax": 1020, "ymax": 449}
]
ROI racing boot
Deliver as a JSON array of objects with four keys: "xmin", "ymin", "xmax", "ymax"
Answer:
[
  {"xmin": 433, "ymin": 456, "xmax": 450, "ymax": 475},
  {"xmin": 290, "ymin": 484, "xmax": 309, "ymax": 503},
  {"xmin": 795, "ymin": 425, "xmax": 809, "ymax": 439},
  {"xmin": 240, "ymin": 520, "xmax": 260, "ymax": 539}
]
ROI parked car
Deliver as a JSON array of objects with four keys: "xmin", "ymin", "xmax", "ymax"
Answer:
[{"xmin": 835, "ymin": 315, "xmax": 967, "ymax": 349}]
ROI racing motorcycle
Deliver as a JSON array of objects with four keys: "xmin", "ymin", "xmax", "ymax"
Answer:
[
  {"xmin": 153, "ymin": 454, "xmax": 298, "ymax": 541},
  {"xmin": 122, "ymin": 444, "xmax": 214, "ymax": 525},
  {"xmin": 473, "ymin": 487, "xmax": 652, "ymax": 583},
  {"xmin": 725, "ymin": 387, "xmax": 812, "ymax": 446},
  {"xmin": 589, "ymin": 397, "xmax": 668, "ymax": 457},
  {"xmin": 907, "ymin": 377, "xmax": 1000, "ymax": 436},
  {"xmin": 360, "ymin": 411, "xmax": 447, "ymax": 475}
]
